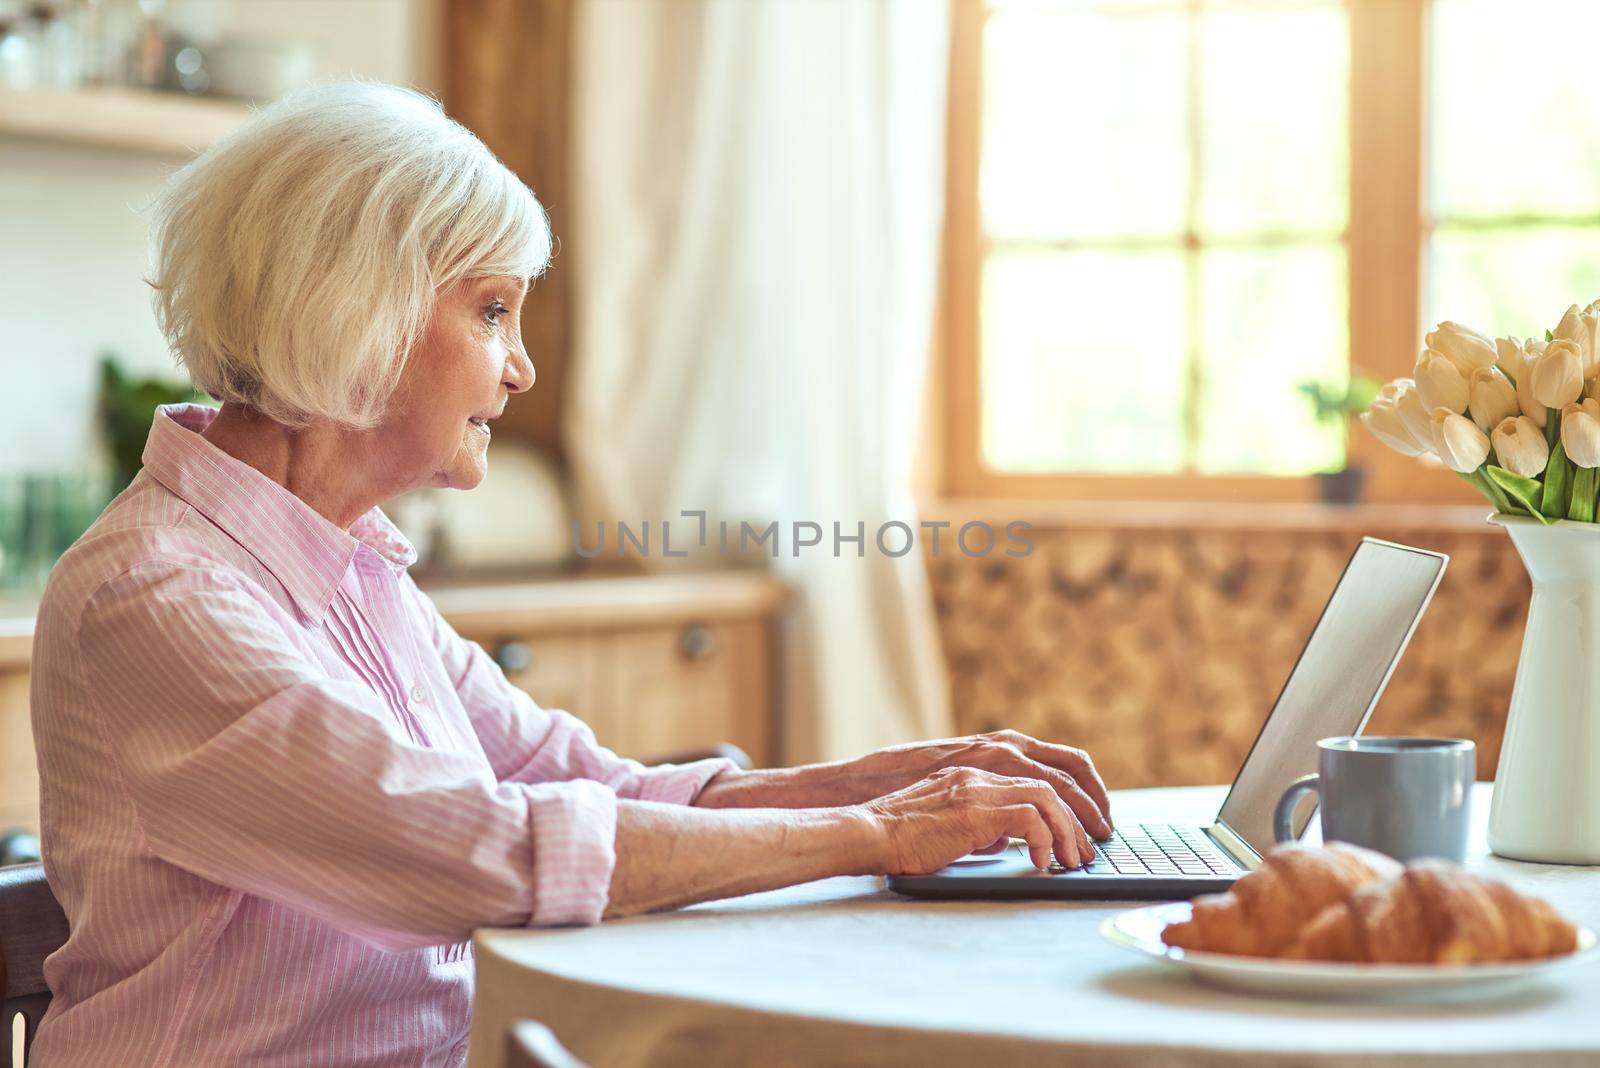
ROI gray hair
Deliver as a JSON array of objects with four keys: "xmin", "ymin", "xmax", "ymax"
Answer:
[{"xmin": 147, "ymin": 81, "xmax": 551, "ymax": 429}]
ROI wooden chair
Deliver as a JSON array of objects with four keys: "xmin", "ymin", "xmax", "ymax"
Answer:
[
  {"xmin": 505, "ymin": 1021, "xmax": 589, "ymax": 1068},
  {"xmin": 0, "ymin": 744, "xmax": 748, "ymax": 1066},
  {"xmin": 1, "ymin": 864, "xmax": 69, "ymax": 1067}
]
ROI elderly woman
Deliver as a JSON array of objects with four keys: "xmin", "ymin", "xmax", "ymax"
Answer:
[{"xmin": 28, "ymin": 83, "xmax": 1111, "ymax": 1066}]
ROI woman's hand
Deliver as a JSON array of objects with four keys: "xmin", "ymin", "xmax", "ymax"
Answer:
[
  {"xmin": 693, "ymin": 730, "xmax": 1113, "ymax": 844},
  {"xmin": 859, "ymin": 765, "xmax": 1091, "ymax": 873},
  {"xmin": 849, "ymin": 729, "xmax": 1112, "ymax": 841}
]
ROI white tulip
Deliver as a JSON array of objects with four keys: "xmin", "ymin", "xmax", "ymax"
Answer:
[
  {"xmin": 1563, "ymin": 398, "xmax": 1600, "ymax": 468},
  {"xmin": 1431, "ymin": 409, "xmax": 1491, "ymax": 473},
  {"xmin": 1495, "ymin": 337, "xmax": 1527, "ymax": 383},
  {"xmin": 1496, "ymin": 336, "xmax": 1544, "ymax": 383},
  {"xmin": 1517, "ymin": 352, "xmax": 1548, "ymax": 428},
  {"xmin": 1554, "ymin": 303, "xmax": 1600, "ymax": 377},
  {"xmin": 1414, "ymin": 349, "xmax": 1470, "ymax": 413},
  {"xmin": 1532, "ymin": 339, "xmax": 1585, "ymax": 409},
  {"xmin": 1425, "ymin": 321, "xmax": 1498, "ymax": 375},
  {"xmin": 1467, "ymin": 366, "xmax": 1519, "ymax": 432},
  {"xmin": 1362, "ymin": 400, "xmax": 1428, "ymax": 457},
  {"xmin": 1491, "ymin": 416, "xmax": 1549, "ymax": 479},
  {"xmin": 1394, "ymin": 381, "xmax": 1436, "ymax": 450}
]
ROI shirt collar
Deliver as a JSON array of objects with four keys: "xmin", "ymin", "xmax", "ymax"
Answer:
[{"xmin": 140, "ymin": 404, "xmax": 418, "ymax": 623}]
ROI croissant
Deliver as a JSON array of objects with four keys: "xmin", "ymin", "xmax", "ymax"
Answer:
[
  {"xmin": 1161, "ymin": 842, "xmax": 1402, "ymax": 958},
  {"xmin": 1283, "ymin": 862, "xmax": 1579, "ymax": 964}
]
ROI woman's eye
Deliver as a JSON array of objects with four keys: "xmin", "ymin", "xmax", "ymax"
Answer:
[{"xmin": 483, "ymin": 301, "xmax": 509, "ymax": 326}]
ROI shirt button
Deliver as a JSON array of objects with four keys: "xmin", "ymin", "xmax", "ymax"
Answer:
[{"xmin": 410, "ymin": 685, "xmax": 427, "ymax": 703}]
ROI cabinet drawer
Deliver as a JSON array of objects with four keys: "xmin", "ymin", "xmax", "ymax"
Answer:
[
  {"xmin": 461, "ymin": 621, "xmax": 773, "ymax": 766},
  {"xmin": 602, "ymin": 621, "xmax": 770, "ymax": 763},
  {"xmin": 478, "ymin": 634, "xmax": 595, "ymax": 724}
]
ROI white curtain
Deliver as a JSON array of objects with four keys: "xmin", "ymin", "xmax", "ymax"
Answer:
[{"xmin": 567, "ymin": 0, "xmax": 952, "ymax": 762}]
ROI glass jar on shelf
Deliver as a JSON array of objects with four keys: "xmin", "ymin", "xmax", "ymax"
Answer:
[
  {"xmin": 0, "ymin": 2, "xmax": 37, "ymax": 88},
  {"xmin": 30, "ymin": 1, "xmax": 83, "ymax": 88},
  {"xmin": 125, "ymin": 0, "xmax": 164, "ymax": 88}
]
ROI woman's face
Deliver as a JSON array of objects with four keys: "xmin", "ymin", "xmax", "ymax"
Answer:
[{"xmin": 382, "ymin": 275, "xmax": 535, "ymax": 491}]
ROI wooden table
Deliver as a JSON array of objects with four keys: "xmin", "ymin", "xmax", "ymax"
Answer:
[{"xmin": 468, "ymin": 784, "xmax": 1600, "ymax": 1067}]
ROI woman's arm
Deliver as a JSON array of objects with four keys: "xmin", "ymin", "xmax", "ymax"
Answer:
[{"xmin": 607, "ymin": 766, "xmax": 1089, "ymax": 918}]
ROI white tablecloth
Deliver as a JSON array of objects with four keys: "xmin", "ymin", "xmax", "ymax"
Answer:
[{"xmin": 467, "ymin": 784, "xmax": 1600, "ymax": 1067}]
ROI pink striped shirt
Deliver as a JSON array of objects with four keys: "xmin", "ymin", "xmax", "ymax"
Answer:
[{"xmin": 28, "ymin": 403, "xmax": 732, "ymax": 1067}]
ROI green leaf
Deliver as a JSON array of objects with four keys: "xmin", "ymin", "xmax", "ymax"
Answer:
[
  {"xmin": 1545, "ymin": 410, "xmax": 1562, "ymax": 449},
  {"xmin": 1488, "ymin": 465, "xmax": 1555, "ymax": 523},
  {"xmin": 1572, "ymin": 465, "xmax": 1599, "ymax": 523},
  {"xmin": 1542, "ymin": 442, "xmax": 1573, "ymax": 519},
  {"xmin": 1547, "ymin": 329, "xmax": 1556, "ymax": 342}
]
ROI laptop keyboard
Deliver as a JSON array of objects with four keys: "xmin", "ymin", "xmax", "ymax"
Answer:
[{"xmin": 1051, "ymin": 822, "xmax": 1241, "ymax": 877}]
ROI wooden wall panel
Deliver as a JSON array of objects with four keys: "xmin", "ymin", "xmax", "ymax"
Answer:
[
  {"xmin": 928, "ymin": 525, "xmax": 1528, "ymax": 790},
  {"xmin": 444, "ymin": 0, "xmax": 572, "ymax": 459},
  {"xmin": 0, "ymin": 666, "xmax": 37, "ymax": 834}
]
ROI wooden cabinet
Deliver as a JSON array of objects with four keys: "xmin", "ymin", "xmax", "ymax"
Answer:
[
  {"xmin": 432, "ymin": 571, "xmax": 786, "ymax": 768},
  {"xmin": 1, "ymin": 624, "xmax": 36, "ymax": 834},
  {"xmin": 1, "ymin": 671, "xmax": 35, "ymax": 834}
]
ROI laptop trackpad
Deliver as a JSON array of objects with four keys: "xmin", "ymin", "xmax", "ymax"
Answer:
[
  {"xmin": 928, "ymin": 844, "xmax": 1062, "ymax": 878},
  {"xmin": 946, "ymin": 853, "xmax": 1008, "ymax": 867}
]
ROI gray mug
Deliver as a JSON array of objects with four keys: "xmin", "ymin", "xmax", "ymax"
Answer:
[{"xmin": 1273, "ymin": 737, "xmax": 1476, "ymax": 862}]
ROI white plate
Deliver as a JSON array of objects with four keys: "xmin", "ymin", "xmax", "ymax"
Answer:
[{"xmin": 1101, "ymin": 902, "xmax": 1600, "ymax": 1000}]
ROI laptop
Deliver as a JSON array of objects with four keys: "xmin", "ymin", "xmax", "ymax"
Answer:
[{"xmin": 887, "ymin": 537, "xmax": 1448, "ymax": 901}]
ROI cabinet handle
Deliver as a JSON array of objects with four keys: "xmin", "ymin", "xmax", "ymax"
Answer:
[
  {"xmin": 680, "ymin": 625, "xmax": 716, "ymax": 661},
  {"xmin": 493, "ymin": 640, "xmax": 532, "ymax": 673}
]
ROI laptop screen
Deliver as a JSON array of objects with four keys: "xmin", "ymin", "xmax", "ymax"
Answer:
[{"xmin": 1214, "ymin": 538, "xmax": 1447, "ymax": 859}]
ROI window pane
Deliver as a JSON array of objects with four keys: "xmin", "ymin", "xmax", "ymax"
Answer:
[
  {"xmin": 1197, "ymin": 245, "xmax": 1348, "ymax": 475},
  {"xmin": 1198, "ymin": 5, "xmax": 1348, "ymax": 237},
  {"xmin": 981, "ymin": 250, "xmax": 1187, "ymax": 473},
  {"xmin": 982, "ymin": 8, "xmax": 1187, "ymax": 240},
  {"xmin": 1432, "ymin": 0, "xmax": 1600, "ymax": 219},
  {"xmin": 1429, "ymin": 227, "xmax": 1600, "ymax": 340}
]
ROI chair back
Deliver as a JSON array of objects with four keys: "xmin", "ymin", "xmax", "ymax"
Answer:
[
  {"xmin": 505, "ymin": 1021, "xmax": 589, "ymax": 1068},
  {"xmin": 1, "ymin": 864, "xmax": 69, "ymax": 1067}
]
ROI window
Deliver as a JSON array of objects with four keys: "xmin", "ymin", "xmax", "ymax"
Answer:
[
  {"xmin": 944, "ymin": 0, "xmax": 1600, "ymax": 502},
  {"xmin": 1425, "ymin": 1, "xmax": 1600, "ymax": 331}
]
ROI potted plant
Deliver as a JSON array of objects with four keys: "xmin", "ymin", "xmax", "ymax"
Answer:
[
  {"xmin": 98, "ymin": 355, "xmax": 210, "ymax": 494},
  {"xmin": 1298, "ymin": 373, "xmax": 1381, "ymax": 504}
]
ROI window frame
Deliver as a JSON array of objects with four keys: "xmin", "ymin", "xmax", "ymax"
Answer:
[{"xmin": 941, "ymin": 0, "xmax": 1477, "ymax": 504}]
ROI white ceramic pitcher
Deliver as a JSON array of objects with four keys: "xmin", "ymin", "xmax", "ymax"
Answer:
[{"xmin": 1488, "ymin": 515, "xmax": 1600, "ymax": 864}]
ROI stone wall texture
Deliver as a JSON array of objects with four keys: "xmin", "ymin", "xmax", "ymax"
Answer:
[{"xmin": 928, "ymin": 522, "xmax": 1528, "ymax": 790}]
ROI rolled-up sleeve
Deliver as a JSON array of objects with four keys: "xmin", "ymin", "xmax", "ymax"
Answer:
[
  {"xmin": 80, "ymin": 562, "xmax": 620, "ymax": 935},
  {"xmin": 402, "ymin": 575, "xmax": 736, "ymax": 805}
]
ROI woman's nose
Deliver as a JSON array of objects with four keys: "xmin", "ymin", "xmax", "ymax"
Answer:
[{"xmin": 505, "ymin": 343, "xmax": 536, "ymax": 394}]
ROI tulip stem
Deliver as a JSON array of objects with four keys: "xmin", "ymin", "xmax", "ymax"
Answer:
[{"xmin": 1469, "ymin": 467, "xmax": 1517, "ymax": 515}]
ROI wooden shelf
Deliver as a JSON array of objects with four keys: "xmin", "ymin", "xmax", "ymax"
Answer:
[{"xmin": 0, "ymin": 85, "xmax": 251, "ymax": 156}]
